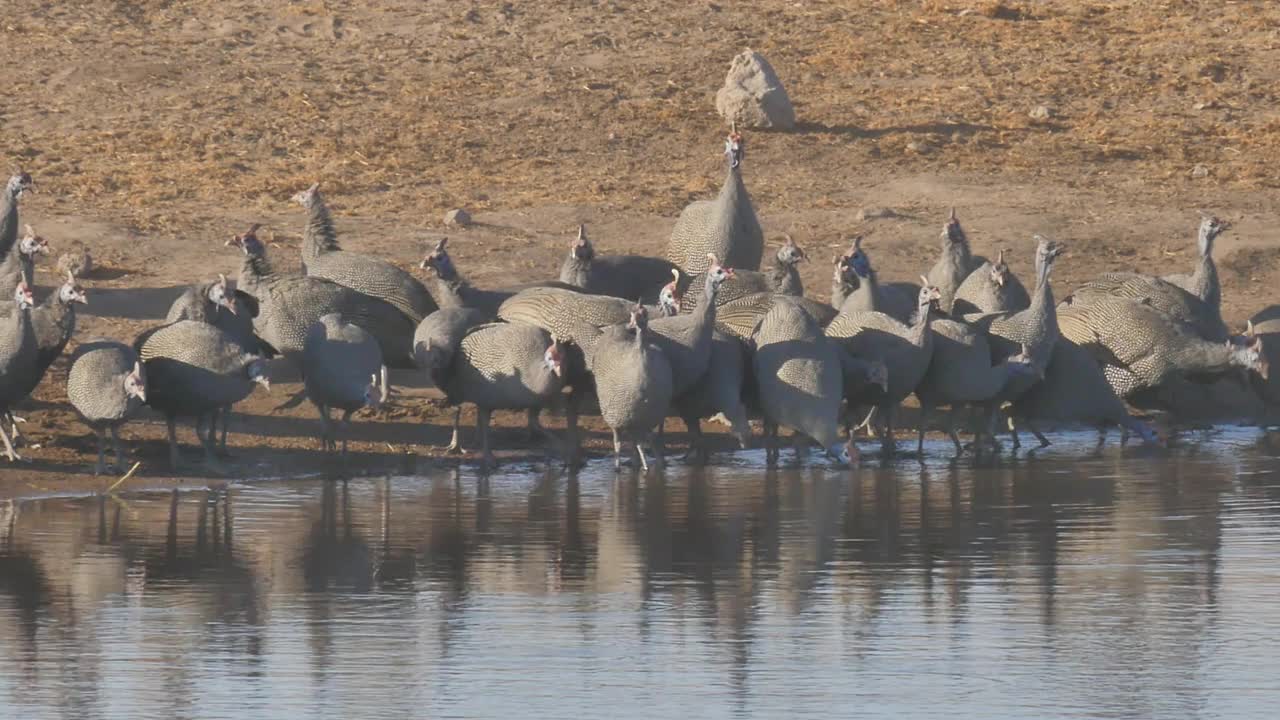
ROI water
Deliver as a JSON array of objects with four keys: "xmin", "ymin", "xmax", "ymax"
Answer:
[{"xmin": 3, "ymin": 430, "xmax": 1280, "ymax": 719}]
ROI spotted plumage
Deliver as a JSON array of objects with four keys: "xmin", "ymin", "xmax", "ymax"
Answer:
[
  {"xmin": 294, "ymin": 183, "xmax": 437, "ymax": 324},
  {"xmin": 665, "ymin": 131, "xmax": 764, "ymax": 275}
]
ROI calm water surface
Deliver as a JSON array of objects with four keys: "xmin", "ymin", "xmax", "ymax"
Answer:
[{"xmin": 3, "ymin": 430, "xmax": 1280, "ymax": 719}]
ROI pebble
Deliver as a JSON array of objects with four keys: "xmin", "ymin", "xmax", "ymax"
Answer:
[
  {"xmin": 1191, "ymin": 164, "xmax": 1210, "ymax": 179},
  {"xmin": 1029, "ymin": 105, "xmax": 1053, "ymax": 122}
]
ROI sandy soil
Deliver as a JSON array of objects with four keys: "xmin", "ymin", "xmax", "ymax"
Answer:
[{"xmin": 3, "ymin": 1, "xmax": 1280, "ymax": 496}]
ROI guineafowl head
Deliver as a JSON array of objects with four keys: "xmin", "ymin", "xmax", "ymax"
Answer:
[
  {"xmin": 124, "ymin": 361, "xmax": 147, "ymax": 403},
  {"xmin": 917, "ymin": 277, "xmax": 943, "ymax": 312},
  {"xmin": 291, "ymin": 182, "xmax": 321, "ymax": 209},
  {"xmin": 832, "ymin": 247, "xmax": 860, "ymax": 291},
  {"xmin": 658, "ymin": 269, "xmax": 682, "ymax": 316},
  {"xmin": 705, "ymin": 253, "xmax": 735, "ymax": 292},
  {"xmin": 1198, "ymin": 214, "xmax": 1230, "ymax": 256},
  {"xmin": 226, "ymin": 224, "xmax": 266, "ymax": 257},
  {"xmin": 419, "ymin": 237, "xmax": 457, "ymax": 279},
  {"xmin": 845, "ymin": 236, "xmax": 872, "ymax": 278},
  {"xmin": 570, "ymin": 224, "xmax": 594, "ymax": 261},
  {"xmin": 990, "ymin": 249, "xmax": 1010, "ymax": 288},
  {"xmin": 18, "ymin": 225, "xmax": 49, "ymax": 258},
  {"xmin": 775, "ymin": 234, "xmax": 807, "ymax": 266},
  {"xmin": 544, "ymin": 335, "xmax": 565, "ymax": 378},
  {"xmin": 56, "ymin": 273, "xmax": 88, "ymax": 305},
  {"xmin": 5, "ymin": 172, "xmax": 33, "ymax": 200},
  {"xmin": 941, "ymin": 208, "xmax": 965, "ymax": 247},
  {"xmin": 246, "ymin": 358, "xmax": 271, "ymax": 391},
  {"xmin": 12, "ymin": 281, "xmax": 34, "ymax": 310},
  {"xmin": 1033, "ymin": 236, "xmax": 1064, "ymax": 279},
  {"xmin": 207, "ymin": 274, "xmax": 237, "ymax": 315},
  {"xmin": 724, "ymin": 127, "xmax": 744, "ymax": 169},
  {"xmin": 1229, "ymin": 333, "xmax": 1268, "ymax": 380}
]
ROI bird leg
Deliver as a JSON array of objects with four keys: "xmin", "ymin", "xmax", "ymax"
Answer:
[
  {"xmin": 612, "ymin": 429, "xmax": 623, "ymax": 471},
  {"xmin": 316, "ymin": 404, "xmax": 332, "ymax": 452},
  {"xmin": 1027, "ymin": 419, "xmax": 1051, "ymax": 448},
  {"xmin": 443, "ymin": 406, "xmax": 466, "ymax": 455},
  {"xmin": 563, "ymin": 389, "xmax": 582, "ymax": 469},
  {"xmin": 652, "ymin": 423, "xmax": 665, "ymax": 469},
  {"xmin": 6, "ymin": 413, "xmax": 25, "ymax": 446},
  {"xmin": 880, "ymin": 405, "xmax": 897, "ymax": 456},
  {"xmin": 524, "ymin": 408, "xmax": 541, "ymax": 443},
  {"xmin": 109, "ymin": 425, "xmax": 127, "ymax": 471},
  {"xmin": 217, "ymin": 405, "xmax": 234, "ymax": 457},
  {"xmin": 197, "ymin": 414, "xmax": 226, "ymax": 475},
  {"xmin": 764, "ymin": 420, "xmax": 779, "ymax": 467},
  {"xmin": 0, "ymin": 424, "xmax": 19, "ymax": 462},
  {"xmin": 917, "ymin": 405, "xmax": 931, "ymax": 455},
  {"xmin": 943, "ymin": 410, "xmax": 963, "ymax": 457},
  {"xmin": 166, "ymin": 415, "xmax": 181, "ymax": 470},
  {"xmin": 340, "ymin": 409, "xmax": 353, "ymax": 458},
  {"xmin": 477, "ymin": 408, "xmax": 495, "ymax": 472},
  {"xmin": 94, "ymin": 428, "xmax": 107, "ymax": 475},
  {"xmin": 681, "ymin": 414, "xmax": 706, "ymax": 464}
]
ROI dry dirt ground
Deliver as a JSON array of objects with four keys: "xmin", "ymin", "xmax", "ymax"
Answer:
[{"xmin": 3, "ymin": 1, "xmax": 1280, "ymax": 496}]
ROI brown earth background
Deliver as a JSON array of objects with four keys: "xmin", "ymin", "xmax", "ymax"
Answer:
[{"xmin": 3, "ymin": 0, "xmax": 1280, "ymax": 495}]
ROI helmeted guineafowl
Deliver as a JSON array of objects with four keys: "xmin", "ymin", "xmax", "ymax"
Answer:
[
  {"xmin": 915, "ymin": 318, "xmax": 1035, "ymax": 455},
  {"xmin": 227, "ymin": 224, "xmax": 415, "ymax": 369},
  {"xmin": 587, "ymin": 304, "xmax": 673, "ymax": 471},
  {"xmin": 420, "ymin": 237, "xmax": 585, "ymax": 318},
  {"xmin": 1162, "ymin": 215, "xmax": 1229, "ymax": 310},
  {"xmin": 1011, "ymin": 337, "xmax": 1161, "ymax": 448},
  {"xmin": 676, "ymin": 236, "xmax": 807, "ymax": 317},
  {"xmin": 412, "ymin": 306, "xmax": 489, "ymax": 381},
  {"xmin": 752, "ymin": 295, "xmax": 851, "ymax": 466},
  {"xmin": 135, "ymin": 319, "xmax": 271, "ymax": 472},
  {"xmin": 649, "ymin": 255, "xmax": 733, "ymax": 398},
  {"xmin": 673, "ymin": 329, "xmax": 752, "ymax": 462},
  {"xmin": 925, "ymin": 209, "xmax": 987, "ymax": 314},
  {"xmin": 1063, "ymin": 218, "xmax": 1227, "ymax": 344},
  {"xmin": 294, "ymin": 183, "xmax": 437, "ymax": 323},
  {"xmin": 963, "ymin": 236, "xmax": 1063, "ymax": 447},
  {"xmin": 438, "ymin": 321, "xmax": 566, "ymax": 471},
  {"xmin": 830, "ymin": 247, "xmax": 859, "ymax": 310},
  {"xmin": 0, "ymin": 174, "xmax": 35, "ymax": 299},
  {"xmin": 166, "ymin": 273, "xmax": 277, "ymax": 455},
  {"xmin": 712, "ymin": 292, "xmax": 838, "ymax": 343},
  {"xmin": 0, "ymin": 272, "xmax": 87, "ymax": 443},
  {"xmin": 666, "ymin": 129, "xmax": 764, "ymax": 275},
  {"xmin": 559, "ymin": 223, "xmax": 680, "ymax": 304},
  {"xmin": 826, "ymin": 282, "xmax": 940, "ymax": 455},
  {"xmin": 0, "ymin": 225, "xmax": 49, "ymax": 300},
  {"xmin": 952, "ymin": 248, "xmax": 1030, "ymax": 316},
  {"xmin": 66, "ymin": 340, "xmax": 147, "ymax": 474},
  {"xmin": 835, "ymin": 235, "xmax": 919, "ymax": 323},
  {"xmin": 0, "ymin": 282, "xmax": 38, "ymax": 461},
  {"xmin": 1058, "ymin": 291, "xmax": 1268, "ymax": 400},
  {"xmin": 303, "ymin": 313, "xmax": 388, "ymax": 457}
]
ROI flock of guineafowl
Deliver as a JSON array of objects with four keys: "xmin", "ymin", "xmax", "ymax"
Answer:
[{"xmin": 0, "ymin": 129, "xmax": 1272, "ymax": 475}]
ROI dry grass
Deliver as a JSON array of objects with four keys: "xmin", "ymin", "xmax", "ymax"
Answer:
[{"xmin": 2, "ymin": 1, "xmax": 1277, "ymax": 232}]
